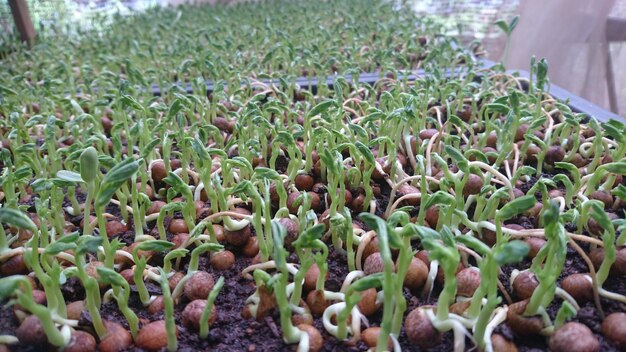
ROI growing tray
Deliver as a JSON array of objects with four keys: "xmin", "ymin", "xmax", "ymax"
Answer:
[{"xmin": 149, "ymin": 59, "xmax": 621, "ymax": 124}]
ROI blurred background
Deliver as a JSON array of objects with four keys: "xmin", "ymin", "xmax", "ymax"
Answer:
[{"xmin": 1, "ymin": 0, "xmax": 624, "ymax": 117}]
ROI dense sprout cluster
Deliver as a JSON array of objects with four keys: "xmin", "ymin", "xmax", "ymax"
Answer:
[{"xmin": 1, "ymin": 1, "xmax": 626, "ymax": 352}]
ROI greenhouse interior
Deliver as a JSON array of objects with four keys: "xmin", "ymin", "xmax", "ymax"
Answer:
[{"xmin": 1, "ymin": 0, "xmax": 626, "ymax": 351}]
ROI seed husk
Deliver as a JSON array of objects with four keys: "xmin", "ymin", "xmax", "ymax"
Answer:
[
  {"xmin": 549, "ymin": 322, "xmax": 599, "ymax": 352},
  {"xmin": 136, "ymin": 320, "xmax": 178, "ymax": 351},
  {"xmin": 184, "ymin": 271, "xmax": 215, "ymax": 301},
  {"xmin": 405, "ymin": 308, "xmax": 441, "ymax": 348}
]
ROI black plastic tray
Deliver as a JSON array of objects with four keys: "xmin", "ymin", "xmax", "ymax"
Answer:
[{"xmin": 150, "ymin": 60, "xmax": 622, "ymax": 124}]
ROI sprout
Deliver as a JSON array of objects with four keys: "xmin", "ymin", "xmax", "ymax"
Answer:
[{"xmin": 96, "ymin": 267, "xmax": 140, "ymax": 338}]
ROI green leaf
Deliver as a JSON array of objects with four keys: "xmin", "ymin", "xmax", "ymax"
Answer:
[
  {"xmin": 423, "ymin": 191, "xmax": 455, "ymax": 210},
  {"xmin": 166, "ymin": 99, "xmax": 185, "ymax": 120},
  {"xmin": 141, "ymin": 139, "xmax": 161, "ymax": 159},
  {"xmin": 444, "ymin": 146, "xmax": 468, "ymax": 172},
  {"xmin": 254, "ymin": 167, "xmax": 280, "ymax": 180},
  {"xmin": 307, "ymin": 100, "xmax": 335, "ymax": 118},
  {"xmin": 0, "ymin": 277, "xmax": 22, "ymax": 299},
  {"xmin": 589, "ymin": 202, "xmax": 613, "ymax": 232},
  {"xmin": 136, "ymin": 240, "xmax": 174, "ymax": 253},
  {"xmin": 601, "ymin": 123, "xmax": 626, "ymax": 144},
  {"xmin": 602, "ymin": 161, "xmax": 626, "ymax": 175},
  {"xmin": 163, "ymin": 172, "xmax": 191, "ymax": 197},
  {"xmin": 455, "ymin": 235, "xmax": 490, "ymax": 257},
  {"xmin": 96, "ymin": 267, "xmax": 128, "ymax": 287},
  {"xmin": 485, "ymin": 103, "xmax": 510, "ymax": 115},
  {"xmin": 497, "ymin": 195, "xmax": 536, "ymax": 220},
  {"xmin": 0, "ymin": 208, "xmax": 36, "ymax": 232},
  {"xmin": 495, "ymin": 19, "xmax": 509, "ymax": 34},
  {"xmin": 613, "ymin": 184, "xmax": 626, "ymax": 202},
  {"xmin": 80, "ymin": 147, "xmax": 99, "ymax": 183},
  {"xmin": 119, "ymin": 95, "xmax": 145, "ymax": 112},
  {"xmin": 44, "ymin": 233, "xmax": 79, "ymax": 255},
  {"xmin": 76, "ymin": 236, "xmax": 103, "ymax": 255},
  {"xmin": 349, "ymin": 274, "xmax": 384, "ymax": 292},
  {"xmin": 494, "ymin": 240, "xmax": 529, "ymax": 265},
  {"xmin": 509, "ymin": 15, "xmax": 520, "ymax": 32},
  {"xmin": 56, "ymin": 170, "xmax": 84, "ymax": 184},
  {"xmin": 293, "ymin": 224, "xmax": 325, "ymax": 249},
  {"xmin": 355, "ymin": 141, "xmax": 375, "ymax": 165},
  {"xmin": 95, "ymin": 158, "xmax": 140, "ymax": 209}
]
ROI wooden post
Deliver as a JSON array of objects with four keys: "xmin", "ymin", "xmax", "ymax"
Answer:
[{"xmin": 8, "ymin": 0, "xmax": 36, "ymax": 45}]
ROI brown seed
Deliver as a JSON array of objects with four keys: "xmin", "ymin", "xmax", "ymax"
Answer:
[
  {"xmin": 589, "ymin": 246, "xmax": 626, "ymax": 275},
  {"xmin": 297, "ymin": 324, "xmax": 323, "ymax": 352},
  {"xmin": 171, "ymin": 232, "xmax": 189, "ymax": 249},
  {"xmin": 403, "ymin": 257, "xmax": 429, "ymax": 290},
  {"xmin": 0, "ymin": 254, "xmax": 28, "ymax": 275},
  {"xmin": 364, "ymin": 252, "xmax": 391, "ymax": 275},
  {"xmin": 136, "ymin": 320, "xmax": 178, "ymax": 351},
  {"xmin": 151, "ymin": 161, "xmax": 167, "ymax": 183},
  {"xmin": 463, "ymin": 174, "xmax": 483, "ymax": 196},
  {"xmin": 184, "ymin": 271, "xmax": 215, "ymax": 301},
  {"xmin": 548, "ymin": 189, "xmax": 563, "ymax": 198},
  {"xmin": 66, "ymin": 300, "xmax": 85, "ymax": 320},
  {"xmin": 405, "ymin": 308, "xmax": 441, "ymax": 348},
  {"xmin": 105, "ymin": 220, "xmax": 127, "ymax": 237},
  {"xmin": 449, "ymin": 300, "xmax": 471, "ymax": 315},
  {"xmin": 213, "ymin": 116, "xmax": 234, "ymax": 133},
  {"xmin": 491, "ymin": 333, "xmax": 518, "ymax": 352},
  {"xmin": 524, "ymin": 237, "xmax": 546, "ymax": 259},
  {"xmin": 309, "ymin": 192, "xmax": 322, "ymax": 211},
  {"xmin": 295, "ymin": 174, "xmax": 315, "ymax": 191},
  {"xmin": 242, "ymin": 236, "xmax": 260, "ymax": 257},
  {"xmin": 570, "ymin": 153, "xmax": 587, "ymax": 168},
  {"xmin": 419, "ymin": 129, "xmax": 438, "ymax": 141},
  {"xmin": 545, "ymin": 146, "xmax": 565, "ymax": 165},
  {"xmin": 148, "ymin": 296, "xmax": 165, "ymax": 315},
  {"xmin": 425, "ymin": 206, "xmax": 439, "ymax": 229},
  {"xmin": 506, "ymin": 299, "xmax": 543, "ymax": 336},
  {"xmin": 525, "ymin": 144, "xmax": 541, "ymax": 162},
  {"xmin": 182, "ymin": 300, "xmax": 217, "ymax": 331},
  {"xmin": 361, "ymin": 327, "xmax": 392, "ymax": 349},
  {"xmin": 65, "ymin": 330, "xmax": 97, "ymax": 352},
  {"xmin": 278, "ymin": 218, "xmax": 300, "ymax": 249},
  {"xmin": 168, "ymin": 219, "xmax": 188, "ymax": 234},
  {"xmin": 351, "ymin": 193, "xmax": 365, "ymax": 211},
  {"xmin": 524, "ymin": 202, "xmax": 543, "ymax": 218},
  {"xmin": 602, "ymin": 313, "xmax": 626, "ymax": 349},
  {"xmin": 457, "ymin": 104, "xmax": 472, "ymax": 122},
  {"xmin": 101, "ymin": 116, "xmax": 113, "ymax": 134},
  {"xmin": 515, "ymin": 124, "xmax": 529, "ymax": 142},
  {"xmin": 224, "ymin": 224, "xmax": 252, "ymax": 247},
  {"xmin": 16, "ymin": 315, "xmax": 47, "ymax": 346},
  {"xmin": 147, "ymin": 200, "xmax": 166, "ymax": 215},
  {"xmin": 210, "ymin": 250, "xmax": 235, "ymax": 271},
  {"xmin": 590, "ymin": 190, "xmax": 613, "ymax": 209},
  {"xmin": 549, "ymin": 322, "xmax": 599, "ymax": 352},
  {"xmin": 292, "ymin": 309, "xmax": 314, "ymax": 327},
  {"xmin": 120, "ymin": 269, "xmax": 135, "ymax": 285},
  {"xmin": 512, "ymin": 271, "xmax": 538, "ymax": 300},
  {"xmin": 287, "ymin": 192, "xmax": 302, "ymax": 214},
  {"xmin": 456, "ymin": 268, "xmax": 481, "ymax": 297},
  {"xmin": 212, "ymin": 224, "xmax": 226, "ymax": 243},
  {"xmin": 168, "ymin": 271, "xmax": 185, "ymax": 291},
  {"xmin": 356, "ymin": 288, "xmax": 379, "ymax": 316},
  {"xmin": 397, "ymin": 184, "xmax": 420, "ymax": 206},
  {"xmin": 303, "ymin": 263, "xmax": 322, "ymax": 292},
  {"xmin": 306, "ymin": 290, "xmax": 329, "ymax": 317},
  {"xmin": 561, "ymin": 273, "xmax": 593, "ymax": 304}
]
